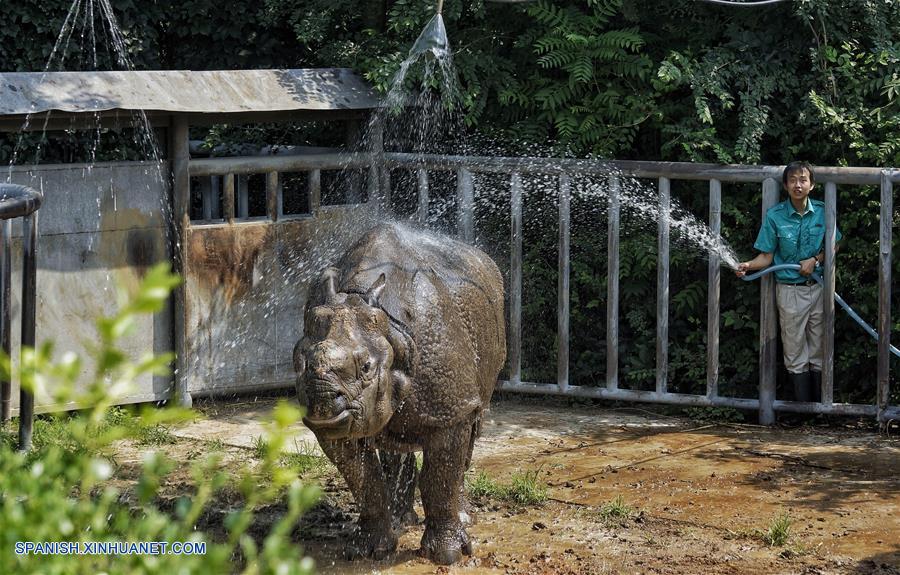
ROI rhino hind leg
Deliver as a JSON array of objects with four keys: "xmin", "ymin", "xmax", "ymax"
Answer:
[
  {"xmin": 316, "ymin": 437, "xmax": 398, "ymax": 559},
  {"xmin": 458, "ymin": 415, "xmax": 480, "ymax": 526},
  {"xmin": 380, "ymin": 450, "xmax": 419, "ymax": 527},
  {"xmin": 419, "ymin": 417, "xmax": 476, "ymax": 565}
]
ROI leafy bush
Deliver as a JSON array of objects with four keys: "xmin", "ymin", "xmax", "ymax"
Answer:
[{"xmin": 0, "ymin": 264, "xmax": 320, "ymax": 575}]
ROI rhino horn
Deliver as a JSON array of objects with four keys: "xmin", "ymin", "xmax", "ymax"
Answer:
[
  {"xmin": 365, "ymin": 273, "xmax": 387, "ymax": 308},
  {"xmin": 322, "ymin": 267, "xmax": 340, "ymax": 305}
]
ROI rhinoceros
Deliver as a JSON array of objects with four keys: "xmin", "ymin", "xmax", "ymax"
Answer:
[{"xmin": 293, "ymin": 222, "xmax": 506, "ymax": 564}]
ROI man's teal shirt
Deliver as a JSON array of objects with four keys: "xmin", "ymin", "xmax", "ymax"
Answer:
[{"xmin": 753, "ymin": 198, "xmax": 842, "ymax": 284}]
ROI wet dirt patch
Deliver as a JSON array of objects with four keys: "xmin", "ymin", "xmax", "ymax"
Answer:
[{"xmin": 113, "ymin": 397, "xmax": 900, "ymax": 574}]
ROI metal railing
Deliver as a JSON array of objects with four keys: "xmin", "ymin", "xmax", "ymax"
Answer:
[
  {"xmin": 183, "ymin": 149, "xmax": 900, "ymax": 425},
  {"xmin": 0, "ymin": 183, "xmax": 42, "ymax": 450},
  {"xmin": 188, "ymin": 153, "xmax": 376, "ymax": 222},
  {"xmin": 383, "ymin": 153, "xmax": 900, "ymax": 425}
]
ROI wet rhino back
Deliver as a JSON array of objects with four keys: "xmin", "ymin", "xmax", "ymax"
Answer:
[{"xmin": 339, "ymin": 224, "xmax": 506, "ymax": 426}]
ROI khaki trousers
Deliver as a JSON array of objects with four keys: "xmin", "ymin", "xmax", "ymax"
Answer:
[{"xmin": 776, "ymin": 282, "xmax": 824, "ymax": 374}]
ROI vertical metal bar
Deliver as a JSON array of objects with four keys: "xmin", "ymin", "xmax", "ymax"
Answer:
[
  {"xmin": 369, "ymin": 116, "xmax": 385, "ymax": 211},
  {"xmin": 557, "ymin": 174, "xmax": 571, "ymax": 392},
  {"xmin": 17, "ymin": 211, "xmax": 37, "ymax": 452},
  {"xmin": 457, "ymin": 168, "xmax": 474, "ymax": 242},
  {"xmin": 276, "ymin": 177, "xmax": 283, "ymax": 218},
  {"xmin": 345, "ymin": 118, "xmax": 362, "ymax": 203},
  {"xmin": 223, "ymin": 174, "xmax": 235, "ymax": 223},
  {"xmin": 656, "ymin": 177, "xmax": 670, "ymax": 394},
  {"xmin": 367, "ymin": 164, "xmax": 379, "ymax": 208},
  {"xmin": 200, "ymin": 177, "xmax": 212, "ymax": 220},
  {"xmin": 380, "ymin": 168, "xmax": 392, "ymax": 214},
  {"xmin": 877, "ymin": 171, "xmax": 892, "ymax": 424},
  {"xmin": 606, "ymin": 176, "xmax": 620, "ymax": 392},
  {"xmin": 822, "ymin": 181, "xmax": 837, "ymax": 406},
  {"xmin": 266, "ymin": 171, "xmax": 279, "ymax": 221},
  {"xmin": 309, "ymin": 169, "xmax": 322, "ymax": 213},
  {"xmin": 417, "ymin": 168, "xmax": 429, "ymax": 225},
  {"xmin": 170, "ymin": 114, "xmax": 192, "ymax": 408},
  {"xmin": 509, "ymin": 173, "xmax": 523, "ymax": 386},
  {"xmin": 758, "ymin": 178, "xmax": 780, "ymax": 424},
  {"xmin": 210, "ymin": 176, "xmax": 221, "ymax": 220},
  {"xmin": 237, "ymin": 175, "xmax": 249, "ymax": 218},
  {"xmin": 707, "ymin": 179, "xmax": 722, "ymax": 399},
  {"xmin": 0, "ymin": 220, "xmax": 9, "ymax": 423}
]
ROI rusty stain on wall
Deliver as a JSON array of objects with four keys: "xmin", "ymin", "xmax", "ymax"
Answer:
[{"xmin": 187, "ymin": 224, "xmax": 271, "ymax": 304}]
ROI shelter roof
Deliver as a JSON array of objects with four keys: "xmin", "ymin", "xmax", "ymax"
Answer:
[{"xmin": 0, "ymin": 69, "xmax": 379, "ymax": 116}]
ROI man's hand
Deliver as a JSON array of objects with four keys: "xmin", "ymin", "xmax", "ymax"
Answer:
[
  {"xmin": 799, "ymin": 257, "xmax": 817, "ymax": 277},
  {"xmin": 735, "ymin": 262, "xmax": 751, "ymax": 278}
]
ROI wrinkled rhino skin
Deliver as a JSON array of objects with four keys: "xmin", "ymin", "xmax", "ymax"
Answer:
[{"xmin": 293, "ymin": 223, "xmax": 506, "ymax": 564}]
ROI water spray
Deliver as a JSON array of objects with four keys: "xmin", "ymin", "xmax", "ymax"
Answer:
[{"xmin": 740, "ymin": 264, "xmax": 900, "ymax": 358}]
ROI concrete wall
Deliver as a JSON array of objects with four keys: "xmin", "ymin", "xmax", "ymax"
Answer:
[{"xmin": 7, "ymin": 161, "xmax": 172, "ymax": 413}]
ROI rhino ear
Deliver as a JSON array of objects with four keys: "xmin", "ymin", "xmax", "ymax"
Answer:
[{"xmin": 365, "ymin": 273, "xmax": 387, "ymax": 308}]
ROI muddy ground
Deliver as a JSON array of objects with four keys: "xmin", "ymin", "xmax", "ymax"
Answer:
[{"xmin": 113, "ymin": 396, "xmax": 900, "ymax": 574}]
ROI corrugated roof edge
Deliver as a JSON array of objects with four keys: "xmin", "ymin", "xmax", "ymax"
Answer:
[{"xmin": 0, "ymin": 69, "xmax": 381, "ymax": 116}]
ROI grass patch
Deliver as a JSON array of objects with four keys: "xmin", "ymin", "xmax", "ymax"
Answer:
[
  {"xmin": 506, "ymin": 469, "xmax": 548, "ymax": 506},
  {"xmin": 467, "ymin": 470, "xmax": 505, "ymax": 499},
  {"xmin": 584, "ymin": 495, "xmax": 635, "ymax": 527},
  {"xmin": 743, "ymin": 512, "xmax": 794, "ymax": 546},
  {"xmin": 0, "ymin": 406, "xmax": 179, "ymax": 454},
  {"xmin": 596, "ymin": 495, "xmax": 633, "ymax": 522},
  {"xmin": 251, "ymin": 435, "xmax": 269, "ymax": 459},
  {"xmin": 761, "ymin": 512, "xmax": 793, "ymax": 546},
  {"xmin": 279, "ymin": 439, "xmax": 331, "ymax": 475},
  {"xmin": 134, "ymin": 423, "xmax": 177, "ymax": 446},
  {"xmin": 466, "ymin": 468, "xmax": 547, "ymax": 507},
  {"xmin": 107, "ymin": 406, "xmax": 177, "ymax": 446}
]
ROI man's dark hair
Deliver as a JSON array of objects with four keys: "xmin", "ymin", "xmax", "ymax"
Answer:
[{"xmin": 782, "ymin": 161, "xmax": 815, "ymax": 186}]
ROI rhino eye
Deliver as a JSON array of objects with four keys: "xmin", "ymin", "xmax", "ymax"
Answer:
[{"xmin": 362, "ymin": 360, "xmax": 372, "ymax": 374}]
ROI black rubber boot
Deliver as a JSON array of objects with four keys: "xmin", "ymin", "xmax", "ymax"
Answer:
[
  {"xmin": 790, "ymin": 371, "xmax": 813, "ymax": 402},
  {"xmin": 809, "ymin": 370, "xmax": 822, "ymax": 403}
]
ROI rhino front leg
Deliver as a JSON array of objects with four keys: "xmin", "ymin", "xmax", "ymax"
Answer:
[
  {"xmin": 381, "ymin": 450, "xmax": 419, "ymax": 527},
  {"xmin": 419, "ymin": 418, "xmax": 475, "ymax": 565},
  {"xmin": 317, "ymin": 438, "xmax": 397, "ymax": 559}
]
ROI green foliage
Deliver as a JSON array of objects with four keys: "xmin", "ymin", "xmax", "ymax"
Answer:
[
  {"xmin": 647, "ymin": 0, "xmax": 900, "ymax": 165},
  {"xmin": 0, "ymin": 264, "xmax": 320, "ymax": 575},
  {"xmin": 499, "ymin": 0, "xmax": 655, "ymax": 155}
]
